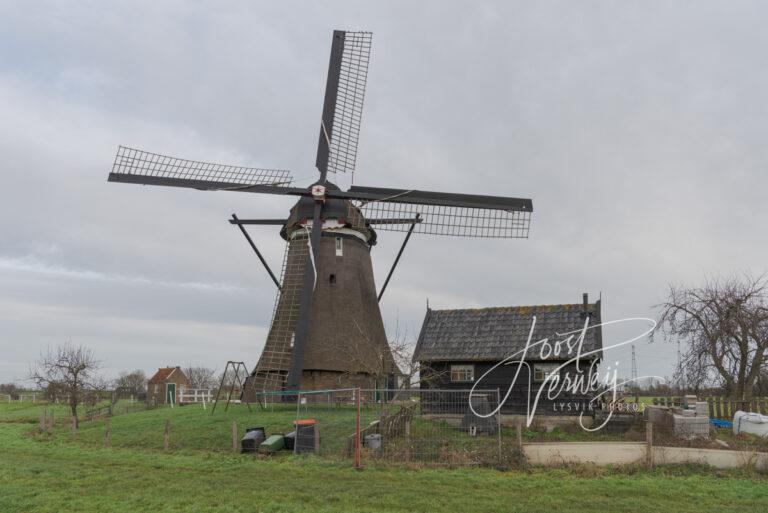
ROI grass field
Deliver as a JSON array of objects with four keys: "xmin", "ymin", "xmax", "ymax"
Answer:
[{"xmin": 2, "ymin": 402, "xmax": 768, "ymax": 512}]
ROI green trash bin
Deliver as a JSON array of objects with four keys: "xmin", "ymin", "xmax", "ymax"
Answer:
[{"xmin": 259, "ymin": 434, "xmax": 285, "ymax": 453}]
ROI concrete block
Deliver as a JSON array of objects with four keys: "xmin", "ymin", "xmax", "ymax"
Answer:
[
  {"xmin": 644, "ymin": 405, "xmax": 672, "ymax": 427},
  {"xmin": 673, "ymin": 414, "xmax": 710, "ymax": 438}
]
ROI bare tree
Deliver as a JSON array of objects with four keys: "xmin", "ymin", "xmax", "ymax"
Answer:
[
  {"xmin": 0, "ymin": 383, "xmax": 21, "ymax": 400},
  {"xmin": 184, "ymin": 366, "xmax": 217, "ymax": 389},
  {"xmin": 756, "ymin": 368, "xmax": 768, "ymax": 397},
  {"xmin": 656, "ymin": 274, "xmax": 768, "ymax": 400},
  {"xmin": 114, "ymin": 370, "xmax": 147, "ymax": 397},
  {"xmin": 336, "ymin": 316, "xmax": 446, "ymax": 390},
  {"xmin": 29, "ymin": 343, "xmax": 101, "ymax": 426}
]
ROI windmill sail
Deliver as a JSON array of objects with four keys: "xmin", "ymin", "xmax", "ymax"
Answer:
[
  {"xmin": 315, "ymin": 31, "xmax": 372, "ymax": 176},
  {"xmin": 109, "ymin": 146, "xmax": 294, "ymax": 188},
  {"xmin": 248, "ymin": 239, "xmax": 307, "ymax": 393},
  {"xmin": 332, "ymin": 186, "xmax": 533, "ymax": 238}
]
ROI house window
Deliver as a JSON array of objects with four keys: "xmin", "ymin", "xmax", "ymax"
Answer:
[
  {"xmin": 450, "ymin": 364, "xmax": 474, "ymax": 382},
  {"xmin": 335, "ymin": 237, "xmax": 343, "ymax": 256},
  {"xmin": 533, "ymin": 363, "xmax": 559, "ymax": 382}
]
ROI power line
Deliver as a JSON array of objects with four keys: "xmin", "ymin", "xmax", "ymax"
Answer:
[{"xmin": 631, "ymin": 344, "xmax": 638, "ymax": 383}]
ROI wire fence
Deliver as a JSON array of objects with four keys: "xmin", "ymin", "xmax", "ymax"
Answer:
[
  {"xmin": 22, "ymin": 388, "xmax": 768, "ymax": 469},
  {"xmin": 2, "ymin": 394, "xmax": 40, "ymax": 403}
]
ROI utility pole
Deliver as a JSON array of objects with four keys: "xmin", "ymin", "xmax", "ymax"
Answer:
[
  {"xmin": 676, "ymin": 339, "xmax": 683, "ymax": 394},
  {"xmin": 631, "ymin": 344, "xmax": 639, "ymax": 403}
]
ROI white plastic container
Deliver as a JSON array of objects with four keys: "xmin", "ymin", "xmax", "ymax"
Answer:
[{"xmin": 733, "ymin": 411, "xmax": 768, "ymax": 437}]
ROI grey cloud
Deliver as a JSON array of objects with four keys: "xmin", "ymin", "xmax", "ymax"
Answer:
[{"xmin": 1, "ymin": 1, "xmax": 766, "ymax": 383}]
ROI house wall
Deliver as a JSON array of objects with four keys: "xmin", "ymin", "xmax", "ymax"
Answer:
[
  {"xmin": 420, "ymin": 360, "xmax": 599, "ymax": 416},
  {"xmin": 147, "ymin": 371, "xmax": 190, "ymax": 405},
  {"xmin": 147, "ymin": 382, "xmax": 161, "ymax": 405}
]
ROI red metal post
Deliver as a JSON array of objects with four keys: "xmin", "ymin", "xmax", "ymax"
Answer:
[{"xmin": 355, "ymin": 387, "xmax": 362, "ymax": 470}]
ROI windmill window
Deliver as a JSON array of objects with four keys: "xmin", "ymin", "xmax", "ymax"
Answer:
[
  {"xmin": 533, "ymin": 363, "xmax": 559, "ymax": 382},
  {"xmin": 450, "ymin": 364, "xmax": 474, "ymax": 382},
  {"xmin": 329, "ymin": 274, "xmax": 337, "ymax": 285},
  {"xmin": 335, "ymin": 237, "xmax": 343, "ymax": 256}
]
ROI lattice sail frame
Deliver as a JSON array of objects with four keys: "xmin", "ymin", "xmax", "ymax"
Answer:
[
  {"xmin": 250, "ymin": 236, "xmax": 309, "ymax": 392},
  {"xmin": 357, "ymin": 200, "xmax": 531, "ymax": 239},
  {"xmin": 327, "ymin": 31, "xmax": 372, "ymax": 176},
  {"xmin": 112, "ymin": 146, "xmax": 292, "ymax": 186}
]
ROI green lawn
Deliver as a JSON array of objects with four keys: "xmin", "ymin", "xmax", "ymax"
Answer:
[
  {"xmin": 9, "ymin": 400, "xmax": 503, "ymax": 462},
  {"xmin": 2, "ymin": 422, "xmax": 768, "ymax": 513},
  {"xmin": 2, "ymin": 402, "xmax": 768, "ymax": 512}
]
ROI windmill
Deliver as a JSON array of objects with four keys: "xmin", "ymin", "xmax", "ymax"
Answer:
[{"xmin": 108, "ymin": 30, "xmax": 533, "ymax": 394}]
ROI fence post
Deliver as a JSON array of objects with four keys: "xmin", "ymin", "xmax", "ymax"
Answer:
[
  {"xmin": 645, "ymin": 421, "xmax": 653, "ymax": 469},
  {"xmin": 232, "ymin": 421, "xmax": 238, "ymax": 454},
  {"xmin": 496, "ymin": 388, "xmax": 502, "ymax": 464},
  {"xmin": 355, "ymin": 387, "xmax": 362, "ymax": 470},
  {"xmin": 39, "ymin": 409, "xmax": 46, "ymax": 433},
  {"xmin": 163, "ymin": 419, "xmax": 170, "ymax": 451},
  {"xmin": 404, "ymin": 418, "xmax": 411, "ymax": 462},
  {"xmin": 294, "ymin": 392, "xmax": 301, "ymax": 456},
  {"xmin": 48, "ymin": 411, "xmax": 54, "ymax": 434},
  {"xmin": 516, "ymin": 420, "xmax": 523, "ymax": 452},
  {"xmin": 104, "ymin": 417, "xmax": 110, "ymax": 448},
  {"xmin": 71, "ymin": 415, "xmax": 77, "ymax": 438}
]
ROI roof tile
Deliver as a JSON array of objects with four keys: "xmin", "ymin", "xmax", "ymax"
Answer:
[{"xmin": 413, "ymin": 302, "xmax": 603, "ymax": 362}]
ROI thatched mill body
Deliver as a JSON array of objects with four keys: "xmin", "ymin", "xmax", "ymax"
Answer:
[{"xmin": 107, "ymin": 31, "xmax": 533, "ymax": 394}]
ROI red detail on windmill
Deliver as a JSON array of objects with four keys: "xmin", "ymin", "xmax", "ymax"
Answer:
[{"xmin": 311, "ymin": 185, "xmax": 327, "ymax": 203}]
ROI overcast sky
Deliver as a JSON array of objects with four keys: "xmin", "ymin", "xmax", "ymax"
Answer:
[{"xmin": 1, "ymin": 1, "xmax": 766, "ymax": 385}]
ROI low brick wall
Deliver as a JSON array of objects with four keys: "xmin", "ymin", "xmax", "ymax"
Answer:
[
  {"xmin": 524, "ymin": 442, "xmax": 646, "ymax": 466},
  {"xmin": 654, "ymin": 446, "xmax": 768, "ymax": 470},
  {"xmin": 523, "ymin": 441, "xmax": 768, "ymax": 470}
]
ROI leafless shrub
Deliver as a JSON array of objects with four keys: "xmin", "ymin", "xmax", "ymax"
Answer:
[{"xmin": 184, "ymin": 366, "xmax": 217, "ymax": 389}]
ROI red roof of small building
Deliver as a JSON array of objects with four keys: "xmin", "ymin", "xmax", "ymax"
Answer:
[{"xmin": 148, "ymin": 367, "xmax": 178, "ymax": 384}]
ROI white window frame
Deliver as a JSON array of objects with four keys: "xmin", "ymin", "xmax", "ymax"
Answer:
[
  {"xmin": 450, "ymin": 364, "xmax": 474, "ymax": 383},
  {"xmin": 533, "ymin": 363, "xmax": 559, "ymax": 382},
  {"xmin": 335, "ymin": 237, "xmax": 343, "ymax": 256}
]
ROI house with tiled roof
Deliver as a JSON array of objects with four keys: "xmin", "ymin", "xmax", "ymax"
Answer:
[
  {"xmin": 147, "ymin": 366, "xmax": 189, "ymax": 406},
  {"xmin": 414, "ymin": 294, "xmax": 603, "ymax": 417}
]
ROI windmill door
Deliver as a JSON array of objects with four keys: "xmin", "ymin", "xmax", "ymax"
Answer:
[{"xmin": 166, "ymin": 383, "xmax": 176, "ymax": 404}]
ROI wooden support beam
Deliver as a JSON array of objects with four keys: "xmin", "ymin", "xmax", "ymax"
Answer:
[{"xmin": 645, "ymin": 421, "xmax": 654, "ymax": 469}]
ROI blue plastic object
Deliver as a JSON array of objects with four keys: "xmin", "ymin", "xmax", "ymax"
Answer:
[{"xmin": 710, "ymin": 418, "xmax": 733, "ymax": 428}]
